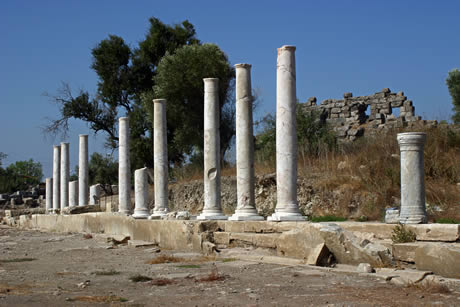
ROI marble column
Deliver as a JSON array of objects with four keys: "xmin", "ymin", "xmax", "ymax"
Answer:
[
  {"xmin": 89, "ymin": 184, "xmax": 101, "ymax": 205},
  {"xmin": 45, "ymin": 178, "xmax": 52, "ymax": 213},
  {"xmin": 150, "ymin": 99, "xmax": 169, "ymax": 218},
  {"xmin": 268, "ymin": 45, "xmax": 305, "ymax": 221},
  {"xmin": 69, "ymin": 180, "xmax": 78, "ymax": 207},
  {"xmin": 78, "ymin": 134, "xmax": 89, "ymax": 206},
  {"xmin": 197, "ymin": 78, "xmax": 227, "ymax": 220},
  {"xmin": 133, "ymin": 168, "xmax": 150, "ymax": 219},
  {"xmin": 52, "ymin": 145, "xmax": 61, "ymax": 213},
  {"xmin": 230, "ymin": 64, "xmax": 263, "ymax": 221},
  {"xmin": 397, "ymin": 132, "xmax": 427, "ymax": 224},
  {"xmin": 118, "ymin": 117, "xmax": 131, "ymax": 214},
  {"xmin": 60, "ymin": 142, "xmax": 69, "ymax": 209}
]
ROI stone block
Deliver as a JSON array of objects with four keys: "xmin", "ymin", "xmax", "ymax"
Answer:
[
  {"xmin": 213, "ymin": 232, "xmax": 230, "ymax": 244},
  {"xmin": 415, "ymin": 243, "xmax": 460, "ymax": 278},
  {"xmin": 391, "ymin": 101, "xmax": 403, "ymax": 107},
  {"xmin": 407, "ymin": 224, "xmax": 460, "ymax": 242},
  {"xmin": 403, "ymin": 100, "xmax": 413, "ymax": 107},
  {"xmin": 384, "ymin": 208, "xmax": 399, "ymax": 224},
  {"xmin": 331, "ymin": 108, "xmax": 341, "ymax": 114},
  {"xmin": 344, "ymin": 92, "xmax": 353, "ymax": 98},
  {"xmin": 392, "ymin": 242, "xmax": 420, "ymax": 262},
  {"xmin": 381, "ymin": 88, "xmax": 391, "ymax": 93}
]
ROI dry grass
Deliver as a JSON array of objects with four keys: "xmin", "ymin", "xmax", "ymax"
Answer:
[
  {"xmin": 0, "ymin": 258, "xmax": 36, "ymax": 263},
  {"xmin": 67, "ymin": 295, "xmax": 128, "ymax": 303},
  {"xmin": 82, "ymin": 233, "xmax": 93, "ymax": 239},
  {"xmin": 195, "ymin": 266, "xmax": 225, "ymax": 282},
  {"xmin": 129, "ymin": 274, "xmax": 152, "ymax": 282},
  {"xmin": 150, "ymin": 278, "xmax": 176, "ymax": 286},
  {"xmin": 146, "ymin": 254, "xmax": 215, "ymax": 265},
  {"xmin": 0, "ymin": 283, "xmax": 32, "ymax": 295},
  {"xmin": 406, "ymin": 280, "xmax": 451, "ymax": 294}
]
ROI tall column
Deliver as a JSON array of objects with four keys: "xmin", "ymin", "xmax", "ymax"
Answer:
[
  {"xmin": 78, "ymin": 134, "xmax": 89, "ymax": 206},
  {"xmin": 52, "ymin": 145, "xmax": 61, "ymax": 213},
  {"xmin": 197, "ymin": 78, "xmax": 227, "ymax": 220},
  {"xmin": 133, "ymin": 168, "xmax": 150, "ymax": 218},
  {"xmin": 230, "ymin": 64, "xmax": 263, "ymax": 221},
  {"xmin": 118, "ymin": 117, "xmax": 131, "ymax": 214},
  {"xmin": 45, "ymin": 178, "xmax": 53, "ymax": 213},
  {"xmin": 150, "ymin": 99, "xmax": 169, "ymax": 218},
  {"xmin": 89, "ymin": 184, "xmax": 101, "ymax": 205},
  {"xmin": 268, "ymin": 45, "xmax": 305, "ymax": 221},
  {"xmin": 397, "ymin": 132, "xmax": 427, "ymax": 224},
  {"xmin": 69, "ymin": 180, "xmax": 78, "ymax": 207},
  {"xmin": 60, "ymin": 142, "xmax": 69, "ymax": 210}
]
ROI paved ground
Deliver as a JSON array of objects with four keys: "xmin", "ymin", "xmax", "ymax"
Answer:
[{"xmin": 0, "ymin": 225, "xmax": 459, "ymax": 306}]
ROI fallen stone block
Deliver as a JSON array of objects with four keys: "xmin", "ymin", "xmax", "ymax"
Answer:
[
  {"xmin": 407, "ymin": 224, "xmax": 460, "ymax": 242},
  {"xmin": 415, "ymin": 243, "xmax": 460, "ymax": 278},
  {"xmin": 392, "ymin": 242, "xmax": 421, "ymax": 262},
  {"xmin": 357, "ymin": 263, "xmax": 374, "ymax": 273},
  {"xmin": 61, "ymin": 205, "xmax": 101, "ymax": 215},
  {"xmin": 107, "ymin": 235, "xmax": 130, "ymax": 245},
  {"xmin": 128, "ymin": 240, "xmax": 158, "ymax": 248}
]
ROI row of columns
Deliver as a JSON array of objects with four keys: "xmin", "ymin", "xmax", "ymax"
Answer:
[
  {"xmin": 46, "ymin": 135, "xmax": 89, "ymax": 213},
  {"xmin": 45, "ymin": 44, "xmax": 427, "ymax": 224}
]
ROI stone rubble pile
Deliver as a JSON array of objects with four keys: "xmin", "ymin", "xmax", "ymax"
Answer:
[{"xmin": 0, "ymin": 184, "xmax": 45, "ymax": 208}]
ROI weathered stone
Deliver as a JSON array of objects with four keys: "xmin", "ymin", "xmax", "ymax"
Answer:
[
  {"xmin": 344, "ymin": 92, "xmax": 353, "ymax": 98},
  {"xmin": 61, "ymin": 204, "xmax": 101, "ymax": 215},
  {"xmin": 89, "ymin": 184, "xmax": 101, "ymax": 206},
  {"xmin": 118, "ymin": 117, "xmax": 131, "ymax": 214},
  {"xmin": 45, "ymin": 178, "xmax": 52, "ymax": 213},
  {"xmin": 52, "ymin": 145, "xmax": 61, "ymax": 213},
  {"xmin": 407, "ymin": 224, "xmax": 460, "ymax": 241},
  {"xmin": 415, "ymin": 243, "xmax": 460, "ymax": 278},
  {"xmin": 60, "ymin": 142, "xmax": 70, "ymax": 209},
  {"xmin": 133, "ymin": 168, "xmax": 150, "ymax": 219},
  {"xmin": 384, "ymin": 208, "xmax": 399, "ymax": 224},
  {"xmin": 392, "ymin": 242, "xmax": 420, "ymax": 262},
  {"xmin": 79, "ymin": 135, "xmax": 89, "ymax": 206},
  {"xmin": 357, "ymin": 263, "xmax": 374, "ymax": 273}
]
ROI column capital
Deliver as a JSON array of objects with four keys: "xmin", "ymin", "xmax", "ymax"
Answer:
[
  {"xmin": 278, "ymin": 45, "xmax": 296, "ymax": 52},
  {"xmin": 79, "ymin": 134, "xmax": 88, "ymax": 138},
  {"xmin": 397, "ymin": 132, "xmax": 426, "ymax": 150},
  {"xmin": 153, "ymin": 99, "xmax": 166, "ymax": 104},
  {"xmin": 235, "ymin": 63, "xmax": 252, "ymax": 69},
  {"xmin": 119, "ymin": 117, "xmax": 129, "ymax": 122}
]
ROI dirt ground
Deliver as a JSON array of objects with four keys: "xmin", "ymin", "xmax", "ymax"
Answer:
[{"xmin": 0, "ymin": 225, "xmax": 459, "ymax": 306}]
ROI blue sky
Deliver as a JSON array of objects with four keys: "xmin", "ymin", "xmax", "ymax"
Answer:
[{"xmin": 1, "ymin": 0, "xmax": 458, "ymax": 178}]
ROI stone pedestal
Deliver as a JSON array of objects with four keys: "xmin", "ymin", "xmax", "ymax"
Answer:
[
  {"xmin": 133, "ymin": 168, "xmax": 150, "ymax": 219},
  {"xmin": 268, "ymin": 45, "xmax": 305, "ymax": 221},
  {"xmin": 197, "ymin": 78, "xmax": 227, "ymax": 220},
  {"xmin": 89, "ymin": 184, "xmax": 101, "ymax": 206},
  {"xmin": 45, "ymin": 178, "xmax": 52, "ymax": 213},
  {"xmin": 397, "ymin": 132, "xmax": 427, "ymax": 224},
  {"xmin": 118, "ymin": 117, "xmax": 131, "ymax": 214},
  {"xmin": 78, "ymin": 134, "xmax": 89, "ymax": 206},
  {"xmin": 52, "ymin": 145, "xmax": 61, "ymax": 213},
  {"xmin": 60, "ymin": 142, "xmax": 69, "ymax": 209},
  {"xmin": 69, "ymin": 180, "xmax": 78, "ymax": 208},
  {"xmin": 150, "ymin": 99, "xmax": 169, "ymax": 218},
  {"xmin": 230, "ymin": 64, "xmax": 263, "ymax": 221}
]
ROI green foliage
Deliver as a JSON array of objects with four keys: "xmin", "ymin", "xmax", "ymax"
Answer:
[
  {"xmin": 446, "ymin": 68, "xmax": 460, "ymax": 123},
  {"xmin": 0, "ymin": 159, "xmax": 43, "ymax": 193},
  {"xmin": 391, "ymin": 224, "xmax": 416, "ymax": 243},
  {"xmin": 46, "ymin": 17, "xmax": 201, "ymax": 171},
  {"xmin": 88, "ymin": 153, "xmax": 118, "ymax": 193},
  {"xmin": 0, "ymin": 152, "xmax": 6, "ymax": 167},
  {"xmin": 146, "ymin": 43, "xmax": 235, "ymax": 164},
  {"xmin": 310, "ymin": 215, "xmax": 347, "ymax": 222},
  {"xmin": 254, "ymin": 113, "xmax": 276, "ymax": 163},
  {"xmin": 434, "ymin": 218, "xmax": 460, "ymax": 224}
]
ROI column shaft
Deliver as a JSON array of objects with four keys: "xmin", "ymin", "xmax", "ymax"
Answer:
[
  {"xmin": 89, "ymin": 184, "xmax": 101, "ymax": 205},
  {"xmin": 45, "ymin": 178, "xmax": 52, "ymax": 213},
  {"xmin": 397, "ymin": 132, "xmax": 427, "ymax": 224},
  {"xmin": 60, "ymin": 142, "xmax": 69, "ymax": 209},
  {"xmin": 133, "ymin": 168, "xmax": 149, "ymax": 218},
  {"xmin": 52, "ymin": 145, "xmax": 61, "ymax": 213},
  {"xmin": 151, "ymin": 99, "xmax": 169, "ymax": 217},
  {"xmin": 118, "ymin": 117, "xmax": 131, "ymax": 214},
  {"xmin": 230, "ymin": 64, "xmax": 263, "ymax": 221},
  {"xmin": 268, "ymin": 45, "xmax": 304, "ymax": 221},
  {"xmin": 69, "ymin": 180, "xmax": 78, "ymax": 207},
  {"xmin": 78, "ymin": 135, "xmax": 89, "ymax": 206},
  {"xmin": 197, "ymin": 78, "xmax": 227, "ymax": 220}
]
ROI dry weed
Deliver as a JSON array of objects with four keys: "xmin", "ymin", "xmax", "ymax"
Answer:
[
  {"xmin": 146, "ymin": 254, "xmax": 214, "ymax": 265},
  {"xmin": 406, "ymin": 280, "xmax": 451, "ymax": 294},
  {"xmin": 195, "ymin": 266, "xmax": 225, "ymax": 282},
  {"xmin": 67, "ymin": 295, "xmax": 128, "ymax": 303}
]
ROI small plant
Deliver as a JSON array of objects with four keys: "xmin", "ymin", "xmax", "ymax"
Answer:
[
  {"xmin": 221, "ymin": 258, "xmax": 237, "ymax": 263},
  {"xmin": 434, "ymin": 218, "xmax": 460, "ymax": 224},
  {"xmin": 129, "ymin": 274, "xmax": 152, "ymax": 282},
  {"xmin": 0, "ymin": 258, "xmax": 36, "ymax": 263},
  {"xmin": 406, "ymin": 280, "xmax": 451, "ymax": 294},
  {"xmin": 66, "ymin": 296, "xmax": 128, "ymax": 303},
  {"xmin": 310, "ymin": 215, "xmax": 347, "ymax": 222},
  {"xmin": 391, "ymin": 224, "xmax": 416, "ymax": 243},
  {"xmin": 92, "ymin": 269, "xmax": 120, "ymax": 276},
  {"xmin": 195, "ymin": 266, "xmax": 225, "ymax": 282},
  {"xmin": 150, "ymin": 278, "xmax": 175, "ymax": 286}
]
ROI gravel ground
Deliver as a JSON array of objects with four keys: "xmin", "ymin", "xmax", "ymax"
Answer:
[{"xmin": 0, "ymin": 225, "xmax": 459, "ymax": 306}]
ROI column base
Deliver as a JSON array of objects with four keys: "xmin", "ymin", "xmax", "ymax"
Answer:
[
  {"xmin": 399, "ymin": 215, "xmax": 427, "ymax": 224},
  {"xmin": 132, "ymin": 210, "xmax": 150, "ymax": 219},
  {"xmin": 117, "ymin": 210, "xmax": 132, "ymax": 216},
  {"xmin": 229, "ymin": 213, "xmax": 264, "ymax": 221},
  {"xmin": 149, "ymin": 211, "xmax": 168, "ymax": 220},
  {"xmin": 267, "ymin": 212, "xmax": 306, "ymax": 222},
  {"xmin": 196, "ymin": 213, "xmax": 228, "ymax": 220}
]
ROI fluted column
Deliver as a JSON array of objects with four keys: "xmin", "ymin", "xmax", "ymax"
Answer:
[
  {"xmin": 150, "ymin": 99, "xmax": 169, "ymax": 218},
  {"xmin": 268, "ymin": 45, "xmax": 305, "ymax": 221},
  {"xmin": 197, "ymin": 78, "xmax": 227, "ymax": 220},
  {"xmin": 78, "ymin": 134, "xmax": 89, "ymax": 206},
  {"xmin": 118, "ymin": 117, "xmax": 131, "ymax": 214},
  {"xmin": 397, "ymin": 132, "xmax": 427, "ymax": 224},
  {"xmin": 45, "ymin": 178, "xmax": 52, "ymax": 213},
  {"xmin": 69, "ymin": 180, "xmax": 78, "ymax": 207},
  {"xmin": 52, "ymin": 145, "xmax": 61, "ymax": 213},
  {"xmin": 230, "ymin": 64, "xmax": 263, "ymax": 221},
  {"xmin": 133, "ymin": 168, "xmax": 150, "ymax": 218},
  {"xmin": 60, "ymin": 142, "xmax": 69, "ymax": 210}
]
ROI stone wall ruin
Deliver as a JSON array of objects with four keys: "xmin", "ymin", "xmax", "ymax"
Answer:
[{"xmin": 302, "ymin": 88, "xmax": 438, "ymax": 141}]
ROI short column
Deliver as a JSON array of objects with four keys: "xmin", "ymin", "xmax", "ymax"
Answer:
[
  {"xmin": 69, "ymin": 180, "xmax": 78, "ymax": 207},
  {"xmin": 118, "ymin": 117, "xmax": 131, "ymax": 214},
  {"xmin": 60, "ymin": 142, "xmax": 70, "ymax": 210},
  {"xmin": 79, "ymin": 134, "xmax": 89, "ymax": 206},
  {"xmin": 230, "ymin": 64, "xmax": 263, "ymax": 221},
  {"xmin": 52, "ymin": 145, "xmax": 61, "ymax": 213},
  {"xmin": 45, "ymin": 178, "xmax": 53, "ymax": 213},
  {"xmin": 197, "ymin": 78, "xmax": 227, "ymax": 220},
  {"xmin": 268, "ymin": 45, "xmax": 305, "ymax": 221},
  {"xmin": 397, "ymin": 132, "xmax": 427, "ymax": 224},
  {"xmin": 89, "ymin": 184, "xmax": 101, "ymax": 205},
  {"xmin": 133, "ymin": 168, "xmax": 150, "ymax": 219},
  {"xmin": 150, "ymin": 99, "xmax": 169, "ymax": 218}
]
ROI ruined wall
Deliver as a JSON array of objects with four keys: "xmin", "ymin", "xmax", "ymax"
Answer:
[{"xmin": 302, "ymin": 88, "xmax": 437, "ymax": 141}]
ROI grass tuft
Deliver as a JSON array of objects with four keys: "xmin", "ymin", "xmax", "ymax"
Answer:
[
  {"xmin": 0, "ymin": 258, "xmax": 36, "ymax": 263},
  {"xmin": 92, "ymin": 269, "xmax": 120, "ymax": 276},
  {"xmin": 67, "ymin": 295, "xmax": 128, "ymax": 303},
  {"xmin": 406, "ymin": 280, "xmax": 451, "ymax": 294},
  {"xmin": 391, "ymin": 224, "xmax": 416, "ymax": 243},
  {"xmin": 129, "ymin": 274, "xmax": 152, "ymax": 282},
  {"xmin": 176, "ymin": 264, "xmax": 201, "ymax": 269}
]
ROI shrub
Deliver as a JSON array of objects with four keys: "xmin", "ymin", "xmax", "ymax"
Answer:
[{"xmin": 391, "ymin": 224, "xmax": 416, "ymax": 243}]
